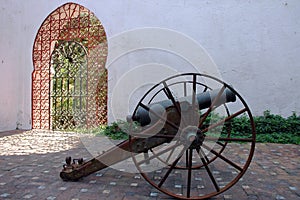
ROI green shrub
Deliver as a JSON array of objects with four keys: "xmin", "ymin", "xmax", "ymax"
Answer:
[
  {"xmin": 230, "ymin": 110, "xmax": 300, "ymax": 144},
  {"xmin": 96, "ymin": 111, "xmax": 300, "ymax": 144}
]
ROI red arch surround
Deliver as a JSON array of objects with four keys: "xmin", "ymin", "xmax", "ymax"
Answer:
[{"xmin": 32, "ymin": 3, "xmax": 108, "ymax": 130}]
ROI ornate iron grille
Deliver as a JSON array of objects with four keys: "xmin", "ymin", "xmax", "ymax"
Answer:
[
  {"xmin": 50, "ymin": 41, "xmax": 88, "ymax": 130},
  {"xmin": 32, "ymin": 3, "xmax": 108, "ymax": 130}
]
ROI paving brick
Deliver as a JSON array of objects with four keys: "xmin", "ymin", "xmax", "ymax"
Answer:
[{"xmin": 0, "ymin": 130, "xmax": 299, "ymax": 200}]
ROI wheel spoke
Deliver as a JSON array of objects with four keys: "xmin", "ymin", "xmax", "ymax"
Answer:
[
  {"xmin": 198, "ymin": 85, "xmax": 226, "ymax": 128},
  {"xmin": 199, "ymin": 149, "xmax": 220, "ymax": 192},
  {"xmin": 216, "ymin": 141, "xmax": 225, "ymax": 147},
  {"xmin": 205, "ymin": 136, "xmax": 254, "ymax": 142},
  {"xmin": 183, "ymin": 82, "xmax": 187, "ymax": 97},
  {"xmin": 201, "ymin": 108, "xmax": 247, "ymax": 134},
  {"xmin": 137, "ymin": 142, "xmax": 182, "ymax": 166},
  {"xmin": 201, "ymin": 143, "xmax": 243, "ymax": 171},
  {"xmin": 185, "ymin": 150, "xmax": 189, "ymax": 167},
  {"xmin": 158, "ymin": 146, "xmax": 187, "ymax": 188},
  {"xmin": 162, "ymin": 81, "xmax": 181, "ymax": 116},
  {"xmin": 165, "ymin": 145, "xmax": 176, "ymax": 163},
  {"xmin": 187, "ymin": 149, "xmax": 193, "ymax": 198},
  {"xmin": 192, "ymin": 74, "xmax": 197, "ymax": 107},
  {"xmin": 197, "ymin": 147, "xmax": 209, "ymax": 163}
]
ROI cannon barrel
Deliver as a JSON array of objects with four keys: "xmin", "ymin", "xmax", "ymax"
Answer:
[{"xmin": 132, "ymin": 88, "xmax": 236, "ymax": 126}]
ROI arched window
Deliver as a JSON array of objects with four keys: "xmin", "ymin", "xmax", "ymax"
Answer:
[{"xmin": 32, "ymin": 3, "xmax": 107, "ymax": 130}]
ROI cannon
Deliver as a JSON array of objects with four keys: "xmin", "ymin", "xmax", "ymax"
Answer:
[{"xmin": 60, "ymin": 73, "xmax": 256, "ymax": 199}]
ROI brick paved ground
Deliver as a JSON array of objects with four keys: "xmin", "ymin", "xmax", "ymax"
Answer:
[{"xmin": 0, "ymin": 130, "xmax": 299, "ymax": 200}]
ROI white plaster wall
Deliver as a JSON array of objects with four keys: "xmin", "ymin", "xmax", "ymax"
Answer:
[{"xmin": 0, "ymin": 0, "xmax": 299, "ymax": 131}]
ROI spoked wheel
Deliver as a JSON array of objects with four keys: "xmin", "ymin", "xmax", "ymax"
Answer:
[{"xmin": 129, "ymin": 73, "xmax": 256, "ymax": 199}]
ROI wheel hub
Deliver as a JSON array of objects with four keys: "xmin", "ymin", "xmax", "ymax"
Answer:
[{"xmin": 181, "ymin": 125, "xmax": 205, "ymax": 149}]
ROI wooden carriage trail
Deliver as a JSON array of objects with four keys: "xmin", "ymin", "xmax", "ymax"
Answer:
[{"xmin": 0, "ymin": 130, "xmax": 299, "ymax": 200}]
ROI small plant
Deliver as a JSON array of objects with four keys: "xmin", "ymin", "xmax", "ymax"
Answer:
[
  {"xmin": 96, "ymin": 121, "xmax": 127, "ymax": 140},
  {"xmin": 96, "ymin": 120, "xmax": 142, "ymax": 140}
]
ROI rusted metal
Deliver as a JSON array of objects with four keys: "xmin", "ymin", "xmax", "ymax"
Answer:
[
  {"xmin": 130, "ymin": 73, "xmax": 256, "ymax": 199},
  {"xmin": 32, "ymin": 2, "xmax": 107, "ymax": 130},
  {"xmin": 60, "ymin": 73, "xmax": 256, "ymax": 199}
]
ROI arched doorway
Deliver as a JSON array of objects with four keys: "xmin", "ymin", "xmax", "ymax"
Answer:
[
  {"xmin": 50, "ymin": 41, "xmax": 88, "ymax": 130},
  {"xmin": 32, "ymin": 3, "xmax": 108, "ymax": 130}
]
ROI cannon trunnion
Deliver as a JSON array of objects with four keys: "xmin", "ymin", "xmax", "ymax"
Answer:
[{"xmin": 60, "ymin": 73, "xmax": 256, "ymax": 200}]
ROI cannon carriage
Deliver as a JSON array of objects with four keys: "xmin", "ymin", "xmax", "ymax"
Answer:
[{"xmin": 60, "ymin": 73, "xmax": 256, "ymax": 199}]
